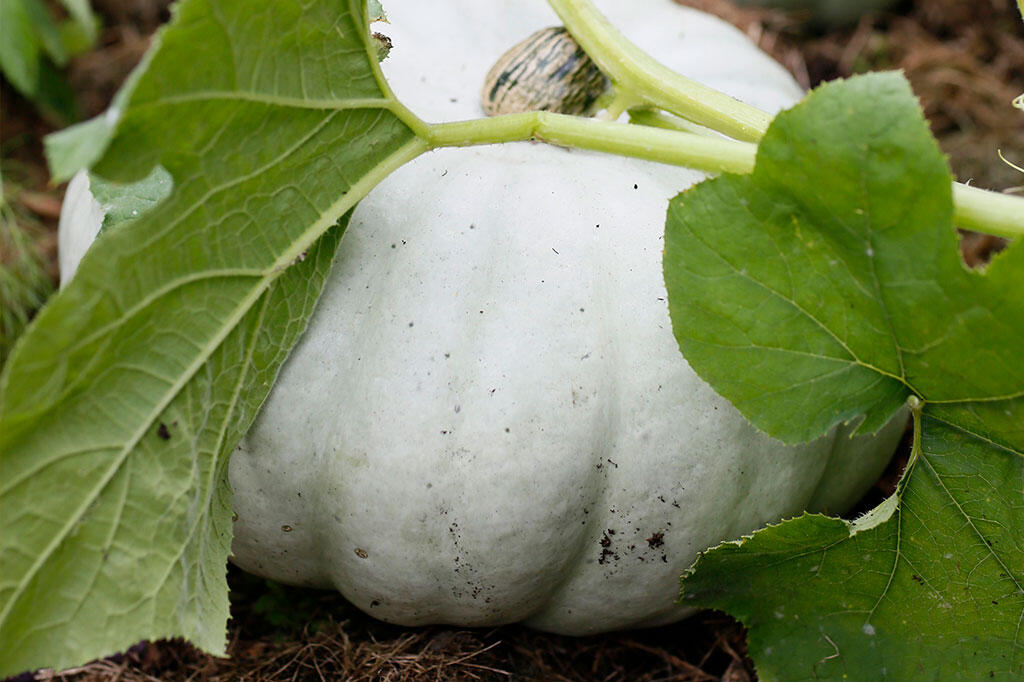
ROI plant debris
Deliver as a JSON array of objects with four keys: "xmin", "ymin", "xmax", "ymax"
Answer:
[{"xmin": 21, "ymin": 570, "xmax": 752, "ymax": 681}]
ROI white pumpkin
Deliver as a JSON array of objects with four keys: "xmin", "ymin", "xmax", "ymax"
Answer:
[{"xmin": 59, "ymin": 0, "xmax": 904, "ymax": 635}]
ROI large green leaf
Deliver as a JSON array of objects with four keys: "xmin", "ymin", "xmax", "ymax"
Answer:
[
  {"xmin": 0, "ymin": 0, "xmax": 426, "ymax": 675},
  {"xmin": 89, "ymin": 165, "xmax": 173, "ymax": 235},
  {"xmin": 666, "ymin": 73, "xmax": 1024, "ymax": 680},
  {"xmin": 680, "ymin": 401, "xmax": 1024, "ymax": 680},
  {"xmin": 663, "ymin": 73, "xmax": 1024, "ymax": 444}
]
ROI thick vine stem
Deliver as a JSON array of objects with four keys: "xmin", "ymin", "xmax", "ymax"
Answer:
[
  {"xmin": 547, "ymin": 0, "xmax": 771, "ymax": 142},
  {"xmin": 426, "ymin": 112, "xmax": 757, "ymax": 175},
  {"xmin": 426, "ymin": 112, "xmax": 1024, "ymax": 239},
  {"xmin": 952, "ymin": 183, "xmax": 1024, "ymax": 240},
  {"xmin": 541, "ymin": 0, "xmax": 1024, "ymax": 240},
  {"xmin": 627, "ymin": 108, "xmax": 718, "ymax": 137}
]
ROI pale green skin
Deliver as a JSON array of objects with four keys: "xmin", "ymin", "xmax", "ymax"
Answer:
[{"xmin": 59, "ymin": 0, "xmax": 905, "ymax": 635}]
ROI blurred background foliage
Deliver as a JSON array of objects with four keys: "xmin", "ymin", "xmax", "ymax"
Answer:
[{"xmin": 0, "ymin": 0, "xmax": 99, "ymax": 124}]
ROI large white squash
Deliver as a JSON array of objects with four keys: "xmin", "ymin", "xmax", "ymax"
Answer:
[{"xmin": 59, "ymin": 0, "xmax": 904, "ymax": 635}]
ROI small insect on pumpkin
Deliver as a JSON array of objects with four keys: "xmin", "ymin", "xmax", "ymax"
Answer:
[{"xmin": 481, "ymin": 27, "xmax": 609, "ymax": 116}]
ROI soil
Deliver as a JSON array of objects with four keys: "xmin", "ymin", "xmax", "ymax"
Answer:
[{"xmin": 2, "ymin": 0, "xmax": 1021, "ymax": 679}]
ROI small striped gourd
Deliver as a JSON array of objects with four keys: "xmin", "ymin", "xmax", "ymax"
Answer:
[{"xmin": 481, "ymin": 27, "xmax": 608, "ymax": 116}]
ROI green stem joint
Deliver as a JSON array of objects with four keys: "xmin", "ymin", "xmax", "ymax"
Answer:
[{"xmin": 418, "ymin": 0, "xmax": 1024, "ymax": 240}]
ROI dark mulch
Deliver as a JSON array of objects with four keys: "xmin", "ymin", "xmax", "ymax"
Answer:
[
  {"xmin": 3, "ymin": 0, "xmax": 1021, "ymax": 679},
  {"xmin": 28, "ymin": 571, "xmax": 753, "ymax": 681}
]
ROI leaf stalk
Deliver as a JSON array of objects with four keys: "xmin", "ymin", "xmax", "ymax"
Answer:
[
  {"xmin": 426, "ymin": 113, "xmax": 757, "ymax": 175},
  {"xmin": 547, "ymin": 0, "xmax": 771, "ymax": 142},
  {"xmin": 428, "ymin": 114, "xmax": 1024, "ymax": 239},
  {"xmin": 952, "ymin": 183, "xmax": 1024, "ymax": 240}
]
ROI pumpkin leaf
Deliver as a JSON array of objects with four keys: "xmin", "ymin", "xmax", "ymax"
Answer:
[
  {"xmin": 668, "ymin": 73, "xmax": 1024, "ymax": 680},
  {"xmin": 680, "ymin": 400, "xmax": 1024, "ymax": 680},
  {"xmin": 368, "ymin": 0, "xmax": 387, "ymax": 22},
  {"xmin": 89, "ymin": 165, "xmax": 173, "ymax": 235},
  {"xmin": 663, "ymin": 72, "xmax": 1024, "ymax": 444},
  {"xmin": 0, "ymin": 0, "xmax": 425, "ymax": 675}
]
